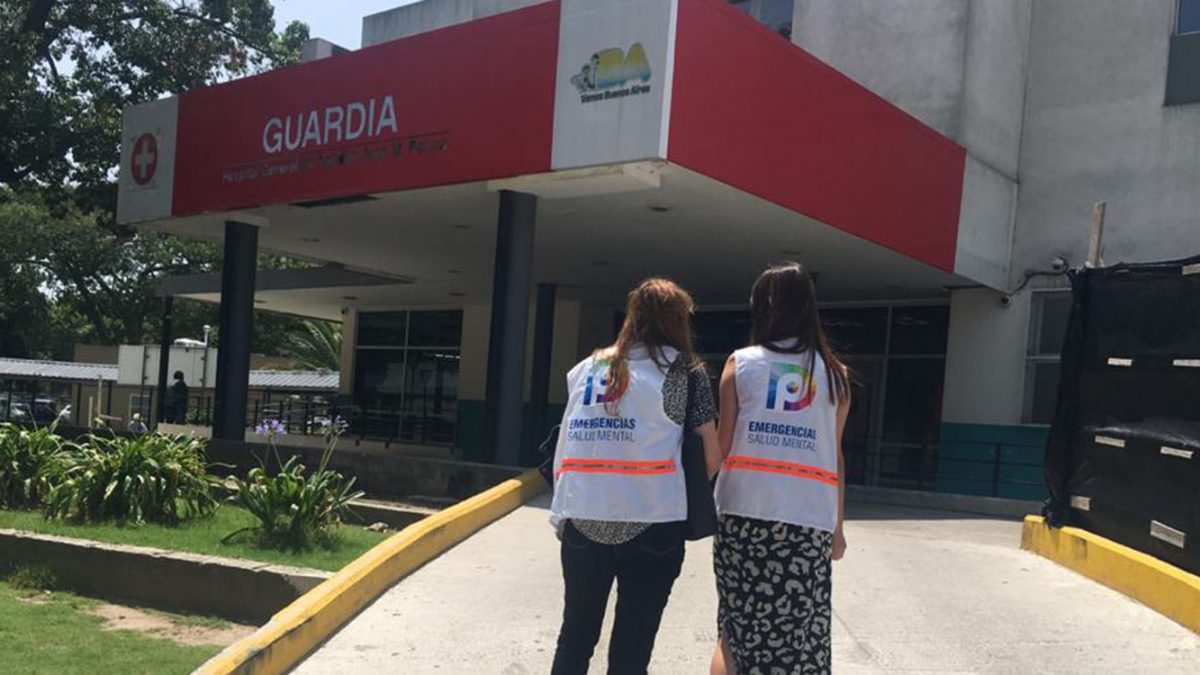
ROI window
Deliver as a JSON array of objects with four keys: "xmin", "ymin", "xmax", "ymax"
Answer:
[
  {"xmin": 821, "ymin": 308, "xmax": 888, "ymax": 354},
  {"xmin": 352, "ymin": 311, "xmax": 462, "ymax": 445},
  {"xmin": 728, "ymin": 0, "xmax": 795, "ymax": 40},
  {"xmin": 1166, "ymin": 0, "xmax": 1200, "ymax": 104},
  {"xmin": 693, "ymin": 310, "xmax": 752, "ymax": 357},
  {"xmin": 1024, "ymin": 292, "xmax": 1072, "ymax": 424},
  {"xmin": 1180, "ymin": 0, "xmax": 1200, "ymax": 34},
  {"xmin": 888, "ymin": 306, "xmax": 950, "ymax": 355}
]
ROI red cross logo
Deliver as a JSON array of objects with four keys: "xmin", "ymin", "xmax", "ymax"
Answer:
[{"xmin": 131, "ymin": 133, "xmax": 158, "ymax": 186}]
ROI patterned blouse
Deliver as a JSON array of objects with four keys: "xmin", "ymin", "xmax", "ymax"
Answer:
[{"xmin": 571, "ymin": 355, "xmax": 717, "ymax": 545}]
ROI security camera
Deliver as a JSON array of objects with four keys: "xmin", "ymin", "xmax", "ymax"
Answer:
[
  {"xmin": 1050, "ymin": 256, "xmax": 1069, "ymax": 273},
  {"xmin": 999, "ymin": 294, "xmax": 1012, "ymax": 308}
]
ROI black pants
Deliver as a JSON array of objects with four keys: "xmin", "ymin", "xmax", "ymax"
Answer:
[{"xmin": 551, "ymin": 521, "xmax": 685, "ymax": 675}]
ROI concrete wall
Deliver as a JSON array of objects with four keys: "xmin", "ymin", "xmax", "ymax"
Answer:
[
  {"xmin": 960, "ymin": 0, "xmax": 1032, "ymax": 179},
  {"xmin": 792, "ymin": 0, "xmax": 970, "ymax": 139},
  {"xmin": 339, "ymin": 308, "xmax": 357, "ymax": 396},
  {"xmin": 0, "ymin": 529, "xmax": 327, "ymax": 623},
  {"xmin": 361, "ymin": 0, "xmax": 542, "ymax": 47},
  {"xmin": 1013, "ymin": 0, "xmax": 1200, "ymax": 283},
  {"xmin": 941, "ymin": 287, "xmax": 1031, "ymax": 425},
  {"xmin": 458, "ymin": 304, "xmax": 492, "ymax": 401},
  {"xmin": 793, "ymin": 0, "xmax": 1029, "ymax": 291}
]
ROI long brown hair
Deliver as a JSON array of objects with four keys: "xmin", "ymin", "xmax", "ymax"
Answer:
[
  {"xmin": 597, "ymin": 278, "xmax": 700, "ymax": 414},
  {"xmin": 749, "ymin": 262, "xmax": 850, "ymax": 404}
]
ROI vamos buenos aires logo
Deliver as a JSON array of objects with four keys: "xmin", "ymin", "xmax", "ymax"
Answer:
[{"xmin": 570, "ymin": 43, "xmax": 652, "ymax": 103}]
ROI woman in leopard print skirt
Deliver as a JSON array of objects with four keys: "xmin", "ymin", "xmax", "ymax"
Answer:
[{"xmin": 710, "ymin": 262, "xmax": 851, "ymax": 675}]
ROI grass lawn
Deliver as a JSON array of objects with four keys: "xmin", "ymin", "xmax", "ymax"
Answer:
[
  {"xmin": 0, "ymin": 506, "xmax": 389, "ymax": 572},
  {"xmin": 0, "ymin": 581, "xmax": 221, "ymax": 675}
]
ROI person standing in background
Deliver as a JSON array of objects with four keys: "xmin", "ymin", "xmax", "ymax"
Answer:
[{"xmin": 170, "ymin": 370, "xmax": 189, "ymax": 423}]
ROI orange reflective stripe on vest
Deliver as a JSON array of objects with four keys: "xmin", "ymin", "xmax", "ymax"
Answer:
[
  {"xmin": 722, "ymin": 456, "xmax": 839, "ymax": 487},
  {"xmin": 555, "ymin": 457, "xmax": 678, "ymax": 478}
]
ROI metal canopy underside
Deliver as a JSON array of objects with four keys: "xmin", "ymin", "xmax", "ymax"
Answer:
[{"xmin": 146, "ymin": 163, "xmax": 970, "ymax": 318}]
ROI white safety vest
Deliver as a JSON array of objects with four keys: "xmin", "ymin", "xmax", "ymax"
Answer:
[
  {"xmin": 550, "ymin": 347, "xmax": 686, "ymax": 527},
  {"xmin": 714, "ymin": 345, "xmax": 840, "ymax": 532}
]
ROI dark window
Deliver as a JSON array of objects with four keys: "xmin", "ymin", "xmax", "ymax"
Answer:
[
  {"xmin": 357, "ymin": 312, "xmax": 407, "ymax": 347},
  {"xmin": 1032, "ymin": 293, "xmax": 1072, "ymax": 356},
  {"xmin": 1180, "ymin": 0, "xmax": 1200, "ymax": 34},
  {"xmin": 888, "ymin": 306, "xmax": 950, "ymax": 355},
  {"xmin": 399, "ymin": 349, "xmax": 460, "ymax": 445},
  {"xmin": 1166, "ymin": 1, "xmax": 1200, "ymax": 105},
  {"xmin": 727, "ymin": 0, "xmax": 794, "ymax": 39},
  {"xmin": 1026, "ymin": 361, "xmax": 1062, "ymax": 424},
  {"xmin": 353, "ymin": 349, "xmax": 407, "ymax": 409},
  {"xmin": 693, "ymin": 310, "xmax": 752, "ymax": 356},
  {"xmin": 407, "ymin": 311, "xmax": 463, "ymax": 347},
  {"xmin": 1024, "ymin": 292, "xmax": 1069, "ymax": 423},
  {"xmin": 882, "ymin": 359, "xmax": 945, "ymax": 444},
  {"xmin": 821, "ymin": 308, "xmax": 888, "ymax": 355},
  {"xmin": 352, "ymin": 310, "xmax": 462, "ymax": 445}
]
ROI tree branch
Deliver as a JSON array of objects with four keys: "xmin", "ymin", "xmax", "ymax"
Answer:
[
  {"xmin": 169, "ymin": 7, "xmax": 281, "ymax": 59},
  {"xmin": 20, "ymin": 0, "xmax": 56, "ymax": 37}
]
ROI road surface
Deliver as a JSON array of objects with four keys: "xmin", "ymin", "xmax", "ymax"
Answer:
[{"xmin": 296, "ymin": 496, "xmax": 1200, "ymax": 673}]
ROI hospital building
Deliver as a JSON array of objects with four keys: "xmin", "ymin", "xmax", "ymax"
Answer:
[{"xmin": 117, "ymin": 0, "xmax": 1200, "ymax": 500}]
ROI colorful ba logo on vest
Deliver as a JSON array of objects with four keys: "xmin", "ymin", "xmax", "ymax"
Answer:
[
  {"xmin": 570, "ymin": 43, "xmax": 652, "ymax": 94},
  {"xmin": 767, "ymin": 363, "xmax": 817, "ymax": 411},
  {"xmin": 584, "ymin": 362, "xmax": 620, "ymax": 405}
]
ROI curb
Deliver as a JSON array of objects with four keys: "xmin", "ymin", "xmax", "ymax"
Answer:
[
  {"xmin": 0, "ymin": 529, "xmax": 327, "ymax": 623},
  {"xmin": 195, "ymin": 469, "xmax": 548, "ymax": 675},
  {"xmin": 1020, "ymin": 515, "xmax": 1200, "ymax": 634}
]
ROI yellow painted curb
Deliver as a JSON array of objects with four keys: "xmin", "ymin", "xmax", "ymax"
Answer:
[
  {"xmin": 195, "ymin": 469, "xmax": 547, "ymax": 675},
  {"xmin": 1021, "ymin": 515, "xmax": 1200, "ymax": 634}
]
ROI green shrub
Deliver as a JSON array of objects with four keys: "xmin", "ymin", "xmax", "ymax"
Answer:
[
  {"xmin": 6, "ymin": 564, "xmax": 57, "ymax": 591},
  {"xmin": 225, "ymin": 419, "xmax": 363, "ymax": 551},
  {"xmin": 45, "ymin": 434, "xmax": 220, "ymax": 525},
  {"xmin": 0, "ymin": 423, "xmax": 71, "ymax": 508}
]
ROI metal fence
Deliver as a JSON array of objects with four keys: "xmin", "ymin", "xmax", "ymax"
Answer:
[
  {"xmin": 845, "ymin": 437, "xmax": 1044, "ymax": 498},
  {"xmin": 170, "ymin": 395, "xmax": 456, "ymax": 448}
]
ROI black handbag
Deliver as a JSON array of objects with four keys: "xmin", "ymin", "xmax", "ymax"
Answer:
[
  {"xmin": 681, "ymin": 372, "xmax": 718, "ymax": 541},
  {"xmin": 537, "ymin": 424, "xmax": 560, "ymax": 487}
]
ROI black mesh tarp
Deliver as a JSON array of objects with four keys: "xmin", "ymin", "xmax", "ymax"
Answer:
[{"xmin": 1044, "ymin": 255, "xmax": 1200, "ymax": 576}]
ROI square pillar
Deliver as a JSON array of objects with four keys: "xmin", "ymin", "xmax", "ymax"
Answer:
[
  {"xmin": 155, "ymin": 295, "xmax": 173, "ymax": 426},
  {"xmin": 485, "ymin": 190, "xmax": 537, "ymax": 465},
  {"xmin": 212, "ymin": 221, "xmax": 259, "ymax": 441}
]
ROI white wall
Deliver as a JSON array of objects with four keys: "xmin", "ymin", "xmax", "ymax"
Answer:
[
  {"xmin": 1013, "ymin": 0, "xmax": 1200, "ymax": 283},
  {"xmin": 116, "ymin": 345, "xmax": 216, "ymax": 390},
  {"xmin": 361, "ymin": 0, "xmax": 543, "ymax": 46},
  {"xmin": 941, "ymin": 288, "xmax": 1031, "ymax": 425},
  {"xmin": 792, "ymin": 0, "xmax": 1028, "ymax": 292}
]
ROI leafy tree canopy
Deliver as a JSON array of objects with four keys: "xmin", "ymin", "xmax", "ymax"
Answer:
[{"xmin": 0, "ymin": 1, "xmax": 338, "ymax": 363}]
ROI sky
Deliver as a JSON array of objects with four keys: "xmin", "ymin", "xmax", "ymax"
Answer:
[{"xmin": 272, "ymin": 0, "xmax": 421, "ymax": 50}]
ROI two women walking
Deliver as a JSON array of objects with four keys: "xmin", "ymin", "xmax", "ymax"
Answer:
[{"xmin": 549, "ymin": 262, "xmax": 850, "ymax": 675}]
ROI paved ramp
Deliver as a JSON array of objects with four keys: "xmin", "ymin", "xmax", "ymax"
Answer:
[{"xmin": 296, "ymin": 497, "xmax": 1200, "ymax": 674}]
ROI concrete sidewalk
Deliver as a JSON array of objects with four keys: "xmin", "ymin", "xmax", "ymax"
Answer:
[{"xmin": 295, "ymin": 497, "xmax": 1200, "ymax": 673}]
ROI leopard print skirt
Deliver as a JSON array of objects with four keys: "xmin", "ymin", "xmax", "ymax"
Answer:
[{"xmin": 714, "ymin": 514, "xmax": 833, "ymax": 674}]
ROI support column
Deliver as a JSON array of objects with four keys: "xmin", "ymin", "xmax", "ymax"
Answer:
[
  {"xmin": 524, "ymin": 283, "xmax": 557, "ymax": 466},
  {"xmin": 155, "ymin": 296, "xmax": 174, "ymax": 427},
  {"xmin": 484, "ymin": 190, "xmax": 537, "ymax": 465},
  {"xmin": 212, "ymin": 221, "xmax": 259, "ymax": 442}
]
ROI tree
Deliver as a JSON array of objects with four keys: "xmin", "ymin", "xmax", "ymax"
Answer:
[
  {"xmin": 2, "ymin": 0, "xmax": 309, "ymax": 209},
  {"xmin": 0, "ymin": 1, "xmax": 313, "ymax": 359},
  {"xmin": 280, "ymin": 320, "xmax": 343, "ymax": 372}
]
